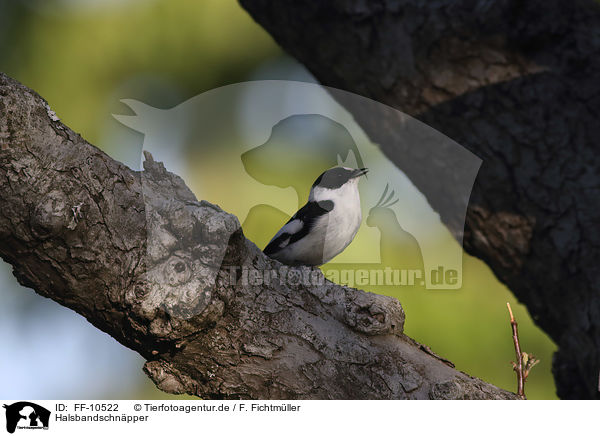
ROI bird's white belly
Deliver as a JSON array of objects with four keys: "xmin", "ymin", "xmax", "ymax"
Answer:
[
  {"xmin": 322, "ymin": 203, "xmax": 361, "ymax": 263},
  {"xmin": 273, "ymin": 197, "xmax": 362, "ymax": 266}
]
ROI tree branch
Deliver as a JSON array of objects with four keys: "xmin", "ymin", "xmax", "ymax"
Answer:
[
  {"xmin": 507, "ymin": 303, "xmax": 525, "ymax": 399},
  {"xmin": 0, "ymin": 72, "xmax": 516, "ymax": 399},
  {"xmin": 239, "ymin": 0, "xmax": 600, "ymax": 399}
]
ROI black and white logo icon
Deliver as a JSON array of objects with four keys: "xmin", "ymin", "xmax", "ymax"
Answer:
[{"xmin": 3, "ymin": 402, "xmax": 50, "ymax": 434}]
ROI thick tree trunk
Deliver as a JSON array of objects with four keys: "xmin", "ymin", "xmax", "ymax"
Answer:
[
  {"xmin": 0, "ymin": 72, "xmax": 516, "ymax": 399},
  {"xmin": 239, "ymin": 0, "xmax": 600, "ymax": 399}
]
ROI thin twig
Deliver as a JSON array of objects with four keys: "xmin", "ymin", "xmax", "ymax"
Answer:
[{"xmin": 507, "ymin": 302, "xmax": 526, "ymax": 399}]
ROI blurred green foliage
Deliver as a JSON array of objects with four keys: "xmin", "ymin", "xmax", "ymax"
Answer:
[
  {"xmin": 1, "ymin": 0, "xmax": 279, "ymax": 147},
  {"xmin": 0, "ymin": 0, "xmax": 557, "ymax": 399}
]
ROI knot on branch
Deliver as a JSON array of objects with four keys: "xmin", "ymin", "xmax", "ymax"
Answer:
[
  {"xmin": 164, "ymin": 254, "xmax": 192, "ymax": 285},
  {"xmin": 343, "ymin": 291, "xmax": 405, "ymax": 335},
  {"xmin": 143, "ymin": 360, "xmax": 197, "ymax": 395},
  {"xmin": 30, "ymin": 190, "xmax": 70, "ymax": 239},
  {"xmin": 429, "ymin": 379, "xmax": 462, "ymax": 399}
]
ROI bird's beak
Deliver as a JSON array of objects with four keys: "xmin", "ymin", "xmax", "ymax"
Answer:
[{"xmin": 352, "ymin": 168, "xmax": 369, "ymax": 178}]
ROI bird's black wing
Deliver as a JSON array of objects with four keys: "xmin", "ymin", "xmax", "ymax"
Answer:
[{"xmin": 263, "ymin": 200, "xmax": 334, "ymax": 255}]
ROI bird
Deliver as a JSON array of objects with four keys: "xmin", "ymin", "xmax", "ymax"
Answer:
[{"xmin": 263, "ymin": 166, "xmax": 368, "ymax": 266}]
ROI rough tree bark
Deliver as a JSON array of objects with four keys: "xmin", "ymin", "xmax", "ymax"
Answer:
[
  {"xmin": 0, "ymin": 73, "xmax": 517, "ymax": 399},
  {"xmin": 239, "ymin": 0, "xmax": 600, "ymax": 399}
]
